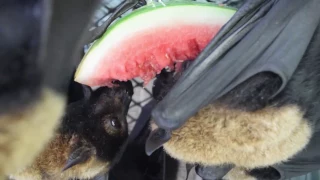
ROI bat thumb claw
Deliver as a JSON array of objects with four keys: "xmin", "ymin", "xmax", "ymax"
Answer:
[{"xmin": 145, "ymin": 128, "xmax": 171, "ymax": 156}]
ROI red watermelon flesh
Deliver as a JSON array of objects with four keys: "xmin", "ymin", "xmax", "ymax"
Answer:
[{"xmin": 75, "ymin": 1, "xmax": 236, "ymax": 87}]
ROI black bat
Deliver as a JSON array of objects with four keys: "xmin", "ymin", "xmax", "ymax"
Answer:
[
  {"xmin": 151, "ymin": 0, "xmax": 320, "ymax": 132},
  {"xmin": 10, "ymin": 80, "xmax": 133, "ymax": 180},
  {"xmin": 142, "ymin": 0, "xmax": 320, "ymax": 179}
]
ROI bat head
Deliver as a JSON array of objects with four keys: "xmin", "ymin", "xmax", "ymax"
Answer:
[{"xmin": 60, "ymin": 81, "xmax": 133, "ymax": 174}]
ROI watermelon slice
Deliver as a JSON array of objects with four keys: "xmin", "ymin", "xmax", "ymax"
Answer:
[{"xmin": 75, "ymin": 1, "xmax": 236, "ymax": 87}]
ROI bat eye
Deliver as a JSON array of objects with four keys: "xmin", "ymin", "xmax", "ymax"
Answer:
[
  {"xmin": 110, "ymin": 118, "xmax": 121, "ymax": 129},
  {"xmin": 103, "ymin": 116, "xmax": 124, "ymax": 134}
]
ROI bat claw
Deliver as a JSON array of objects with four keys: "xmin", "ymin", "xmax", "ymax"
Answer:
[{"xmin": 145, "ymin": 128, "xmax": 171, "ymax": 156}]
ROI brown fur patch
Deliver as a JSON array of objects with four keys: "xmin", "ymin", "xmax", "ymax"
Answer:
[
  {"xmin": 160, "ymin": 104, "xmax": 312, "ymax": 168},
  {"xmin": 0, "ymin": 89, "xmax": 65, "ymax": 177},
  {"xmin": 150, "ymin": 121, "xmax": 158, "ymax": 131},
  {"xmin": 223, "ymin": 167, "xmax": 256, "ymax": 180},
  {"xmin": 10, "ymin": 134, "xmax": 109, "ymax": 180}
]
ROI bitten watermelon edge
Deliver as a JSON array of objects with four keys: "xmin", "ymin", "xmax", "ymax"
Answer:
[{"xmin": 75, "ymin": 1, "xmax": 236, "ymax": 87}]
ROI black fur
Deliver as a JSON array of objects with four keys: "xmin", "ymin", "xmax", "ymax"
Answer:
[{"xmin": 216, "ymin": 72, "xmax": 282, "ymax": 111}]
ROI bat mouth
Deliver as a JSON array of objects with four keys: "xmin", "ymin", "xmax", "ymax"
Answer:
[{"xmin": 152, "ymin": 60, "xmax": 193, "ymax": 102}]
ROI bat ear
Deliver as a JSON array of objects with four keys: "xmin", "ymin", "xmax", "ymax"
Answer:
[
  {"xmin": 82, "ymin": 85, "xmax": 92, "ymax": 100},
  {"xmin": 62, "ymin": 134, "xmax": 93, "ymax": 172}
]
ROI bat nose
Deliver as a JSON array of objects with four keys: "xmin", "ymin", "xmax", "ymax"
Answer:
[{"xmin": 123, "ymin": 81, "xmax": 133, "ymax": 96}]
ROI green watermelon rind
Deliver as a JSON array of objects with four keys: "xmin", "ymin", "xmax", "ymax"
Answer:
[{"xmin": 89, "ymin": 1, "xmax": 236, "ymax": 51}]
